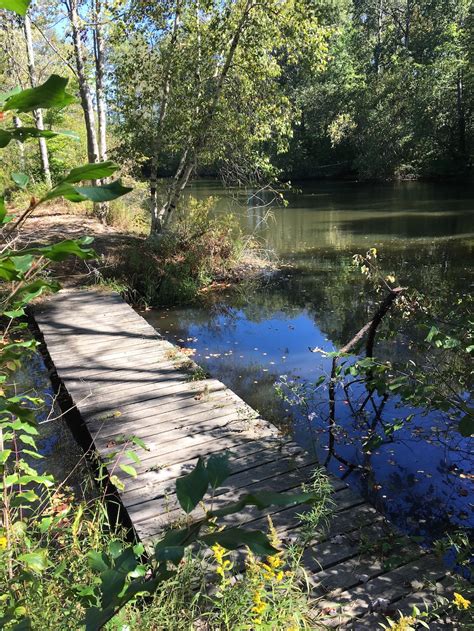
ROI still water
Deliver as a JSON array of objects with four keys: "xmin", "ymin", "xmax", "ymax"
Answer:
[{"xmin": 145, "ymin": 181, "xmax": 474, "ymax": 545}]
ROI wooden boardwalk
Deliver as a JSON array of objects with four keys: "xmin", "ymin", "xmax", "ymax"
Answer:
[{"xmin": 34, "ymin": 289, "xmax": 455, "ymax": 629}]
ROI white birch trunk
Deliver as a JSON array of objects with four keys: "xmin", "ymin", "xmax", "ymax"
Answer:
[
  {"xmin": 94, "ymin": 0, "xmax": 107, "ymax": 162},
  {"xmin": 23, "ymin": 13, "xmax": 52, "ymax": 187},
  {"xmin": 67, "ymin": 0, "xmax": 99, "ymax": 165},
  {"xmin": 151, "ymin": 0, "xmax": 255, "ymax": 235}
]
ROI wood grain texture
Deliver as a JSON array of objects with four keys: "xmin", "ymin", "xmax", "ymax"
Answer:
[{"xmin": 34, "ymin": 289, "xmax": 451, "ymax": 628}]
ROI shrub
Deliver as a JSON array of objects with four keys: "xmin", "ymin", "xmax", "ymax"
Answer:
[{"xmin": 102, "ymin": 196, "xmax": 247, "ymax": 306}]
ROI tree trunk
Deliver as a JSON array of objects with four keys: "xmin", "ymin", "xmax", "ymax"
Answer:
[
  {"xmin": 67, "ymin": 0, "xmax": 99, "ymax": 165},
  {"xmin": 456, "ymin": 68, "xmax": 466, "ymax": 161},
  {"xmin": 150, "ymin": 0, "xmax": 255, "ymax": 235},
  {"xmin": 93, "ymin": 0, "xmax": 107, "ymax": 162},
  {"xmin": 93, "ymin": 0, "xmax": 108, "ymax": 222},
  {"xmin": 23, "ymin": 13, "xmax": 52, "ymax": 187},
  {"xmin": 147, "ymin": 0, "xmax": 182, "ymax": 234}
]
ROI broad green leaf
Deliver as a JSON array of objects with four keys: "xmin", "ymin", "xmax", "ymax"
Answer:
[
  {"xmin": 210, "ymin": 489, "xmax": 317, "ymax": 519},
  {"xmin": 155, "ymin": 545, "xmax": 185, "ymax": 565},
  {"xmin": 459, "ymin": 414, "xmax": 474, "ymax": 437},
  {"xmin": 0, "ymin": 196, "xmax": 11, "ymax": 225},
  {"xmin": 206, "ymin": 453, "xmax": 231, "ymax": 489},
  {"xmin": 8, "ymin": 254, "xmax": 34, "ymax": 273},
  {"xmin": 0, "ymin": 0, "xmax": 31, "ymax": 15},
  {"xmin": 154, "ymin": 522, "xmax": 203, "ymax": 554},
  {"xmin": 0, "ymin": 449, "xmax": 12, "ymax": 464},
  {"xmin": 119, "ymin": 463, "xmax": 137, "ymax": 477},
  {"xmin": 19, "ymin": 237, "xmax": 96, "ymax": 262},
  {"xmin": 87, "ymin": 550, "xmax": 109, "ymax": 573},
  {"xmin": 0, "ymin": 129, "xmax": 12, "ymax": 148},
  {"xmin": 0, "ymin": 86, "xmax": 21, "ymax": 103},
  {"xmin": 13, "ymin": 127, "xmax": 79, "ymax": 144},
  {"xmin": 12, "ymin": 172, "xmax": 29, "ymax": 189},
  {"xmin": 175, "ymin": 457, "xmax": 209, "ymax": 513},
  {"xmin": 44, "ymin": 180, "xmax": 131, "ymax": 203},
  {"xmin": 3, "ymin": 75, "xmax": 74, "ymax": 113},
  {"xmin": 18, "ymin": 550, "xmax": 49, "ymax": 573},
  {"xmin": 19, "ymin": 433, "xmax": 36, "ymax": 448},
  {"xmin": 62, "ymin": 161, "xmax": 120, "ymax": 183},
  {"xmin": 42, "ymin": 182, "xmax": 86, "ymax": 202},
  {"xmin": 15, "ymin": 278, "xmax": 60, "ymax": 305},
  {"xmin": 11, "ymin": 489, "xmax": 39, "ymax": 505},
  {"xmin": 75, "ymin": 180, "xmax": 133, "ymax": 202},
  {"xmin": 201, "ymin": 528, "xmax": 277, "ymax": 556},
  {"xmin": 3, "ymin": 307, "xmax": 25, "ymax": 318}
]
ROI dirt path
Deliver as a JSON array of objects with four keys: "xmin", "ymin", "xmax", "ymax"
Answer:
[{"xmin": 18, "ymin": 203, "xmax": 143, "ymax": 288}]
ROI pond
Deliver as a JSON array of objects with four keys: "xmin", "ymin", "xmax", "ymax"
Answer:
[{"xmin": 144, "ymin": 180, "xmax": 474, "ymax": 546}]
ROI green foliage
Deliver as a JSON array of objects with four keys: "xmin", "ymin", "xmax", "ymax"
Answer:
[
  {"xmin": 281, "ymin": 0, "xmax": 473, "ymax": 180},
  {"xmin": 2, "ymin": 74, "xmax": 74, "ymax": 114},
  {"xmin": 0, "ymin": 0, "xmax": 30, "ymax": 16},
  {"xmin": 101, "ymin": 197, "xmax": 247, "ymax": 306}
]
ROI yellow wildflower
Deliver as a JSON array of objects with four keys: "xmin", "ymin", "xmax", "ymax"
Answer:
[
  {"xmin": 212, "ymin": 544, "xmax": 232, "ymax": 579},
  {"xmin": 266, "ymin": 554, "xmax": 283, "ymax": 569},
  {"xmin": 252, "ymin": 588, "xmax": 267, "ymax": 618},
  {"xmin": 212, "ymin": 543, "xmax": 225, "ymax": 565},
  {"xmin": 276, "ymin": 570, "xmax": 284, "ymax": 582},
  {"xmin": 453, "ymin": 593, "xmax": 471, "ymax": 610},
  {"xmin": 0, "ymin": 535, "xmax": 7, "ymax": 549},
  {"xmin": 389, "ymin": 616, "xmax": 416, "ymax": 631}
]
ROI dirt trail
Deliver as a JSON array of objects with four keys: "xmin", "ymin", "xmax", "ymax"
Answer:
[{"xmin": 18, "ymin": 204, "xmax": 142, "ymax": 287}]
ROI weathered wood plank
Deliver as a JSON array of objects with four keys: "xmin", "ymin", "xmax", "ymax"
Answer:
[{"xmin": 33, "ymin": 289, "xmax": 452, "ymax": 626}]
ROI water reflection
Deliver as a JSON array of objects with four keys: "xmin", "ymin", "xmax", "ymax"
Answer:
[{"xmin": 146, "ymin": 180, "xmax": 474, "ymax": 543}]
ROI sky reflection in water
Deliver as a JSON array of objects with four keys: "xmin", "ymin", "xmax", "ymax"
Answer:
[{"xmin": 145, "ymin": 181, "xmax": 474, "ymax": 545}]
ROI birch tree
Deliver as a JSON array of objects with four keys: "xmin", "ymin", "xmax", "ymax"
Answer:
[
  {"xmin": 93, "ymin": 0, "xmax": 106, "ymax": 162},
  {"xmin": 111, "ymin": 0, "xmax": 331, "ymax": 235},
  {"xmin": 23, "ymin": 10, "xmax": 52, "ymax": 185},
  {"xmin": 63, "ymin": 0, "xmax": 99, "ymax": 165}
]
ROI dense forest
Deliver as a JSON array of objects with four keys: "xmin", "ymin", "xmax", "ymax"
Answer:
[{"xmin": 1, "ymin": 1, "xmax": 472, "ymax": 230}]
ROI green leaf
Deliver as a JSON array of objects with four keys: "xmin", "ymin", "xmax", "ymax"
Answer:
[
  {"xmin": 0, "ymin": 129, "xmax": 12, "ymax": 148},
  {"xmin": 18, "ymin": 550, "xmax": 49, "ymax": 573},
  {"xmin": 9, "ymin": 254, "xmax": 34, "ymax": 273},
  {"xmin": 12, "ymin": 127, "xmax": 79, "ymax": 144},
  {"xmin": 175, "ymin": 457, "xmax": 209, "ymax": 513},
  {"xmin": 0, "ymin": 86, "xmax": 21, "ymax": 104},
  {"xmin": 87, "ymin": 550, "xmax": 109, "ymax": 573},
  {"xmin": 75, "ymin": 180, "xmax": 133, "ymax": 202},
  {"xmin": 15, "ymin": 278, "xmax": 60, "ymax": 305},
  {"xmin": 210, "ymin": 489, "xmax": 317, "ymax": 519},
  {"xmin": 0, "ymin": 0, "xmax": 31, "ymax": 16},
  {"xmin": 43, "ymin": 182, "xmax": 87, "ymax": 203},
  {"xmin": 18, "ymin": 433, "xmax": 36, "ymax": 448},
  {"xmin": 0, "ymin": 449, "xmax": 12, "ymax": 464},
  {"xmin": 119, "ymin": 463, "xmax": 137, "ymax": 478},
  {"xmin": 3, "ymin": 75, "xmax": 74, "ymax": 113},
  {"xmin": 459, "ymin": 414, "xmax": 474, "ymax": 437},
  {"xmin": 206, "ymin": 453, "xmax": 231, "ymax": 489},
  {"xmin": 62, "ymin": 161, "xmax": 120, "ymax": 184},
  {"xmin": 201, "ymin": 528, "xmax": 277, "ymax": 556},
  {"xmin": 44, "ymin": 180, "xmax": 132, "ymax": 203},
  {"xmin": 11, "ymin": 489, "xmax": 39, "ymax": 505},
  {"xmin": 12, "ymin": 172, "xmax": 29, "ymax": 190},
  {"xmin": 155, "ymin": 545, "xmax": 185, "ymax": 565},
  {"xmin": 19, "ymin": 238, "xmax": 96, "ymax": 262},
  {"xmin": 154, "ymin": 522, "xmax": 203, "ymax": 555}
]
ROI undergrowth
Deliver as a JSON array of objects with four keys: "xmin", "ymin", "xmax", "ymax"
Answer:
[{"xmin": 98, "ymin": 197, "xmax": 252, "ymax": 306}]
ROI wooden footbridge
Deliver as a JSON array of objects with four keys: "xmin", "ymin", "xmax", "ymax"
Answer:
[{"xmin": 34, "ymin": 290, "xmax": 455, "ymax": 629}]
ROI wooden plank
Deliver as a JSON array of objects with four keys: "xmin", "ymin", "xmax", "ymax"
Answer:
[
  {"xmin": 316, "ymin": 554, "xmax": 447, "ymax": 625},
  {"xmin": 131, "ymin": 462, "xmax": 320, "ymax": 537},
  {"xmin": 33, "ymin": 289, "xmax": 453, "ymax": 625}
]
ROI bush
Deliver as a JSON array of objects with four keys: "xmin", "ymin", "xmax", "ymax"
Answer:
[{"xmin": 102, "ymin": 196, "xmax": 247, "ymax": 306}]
